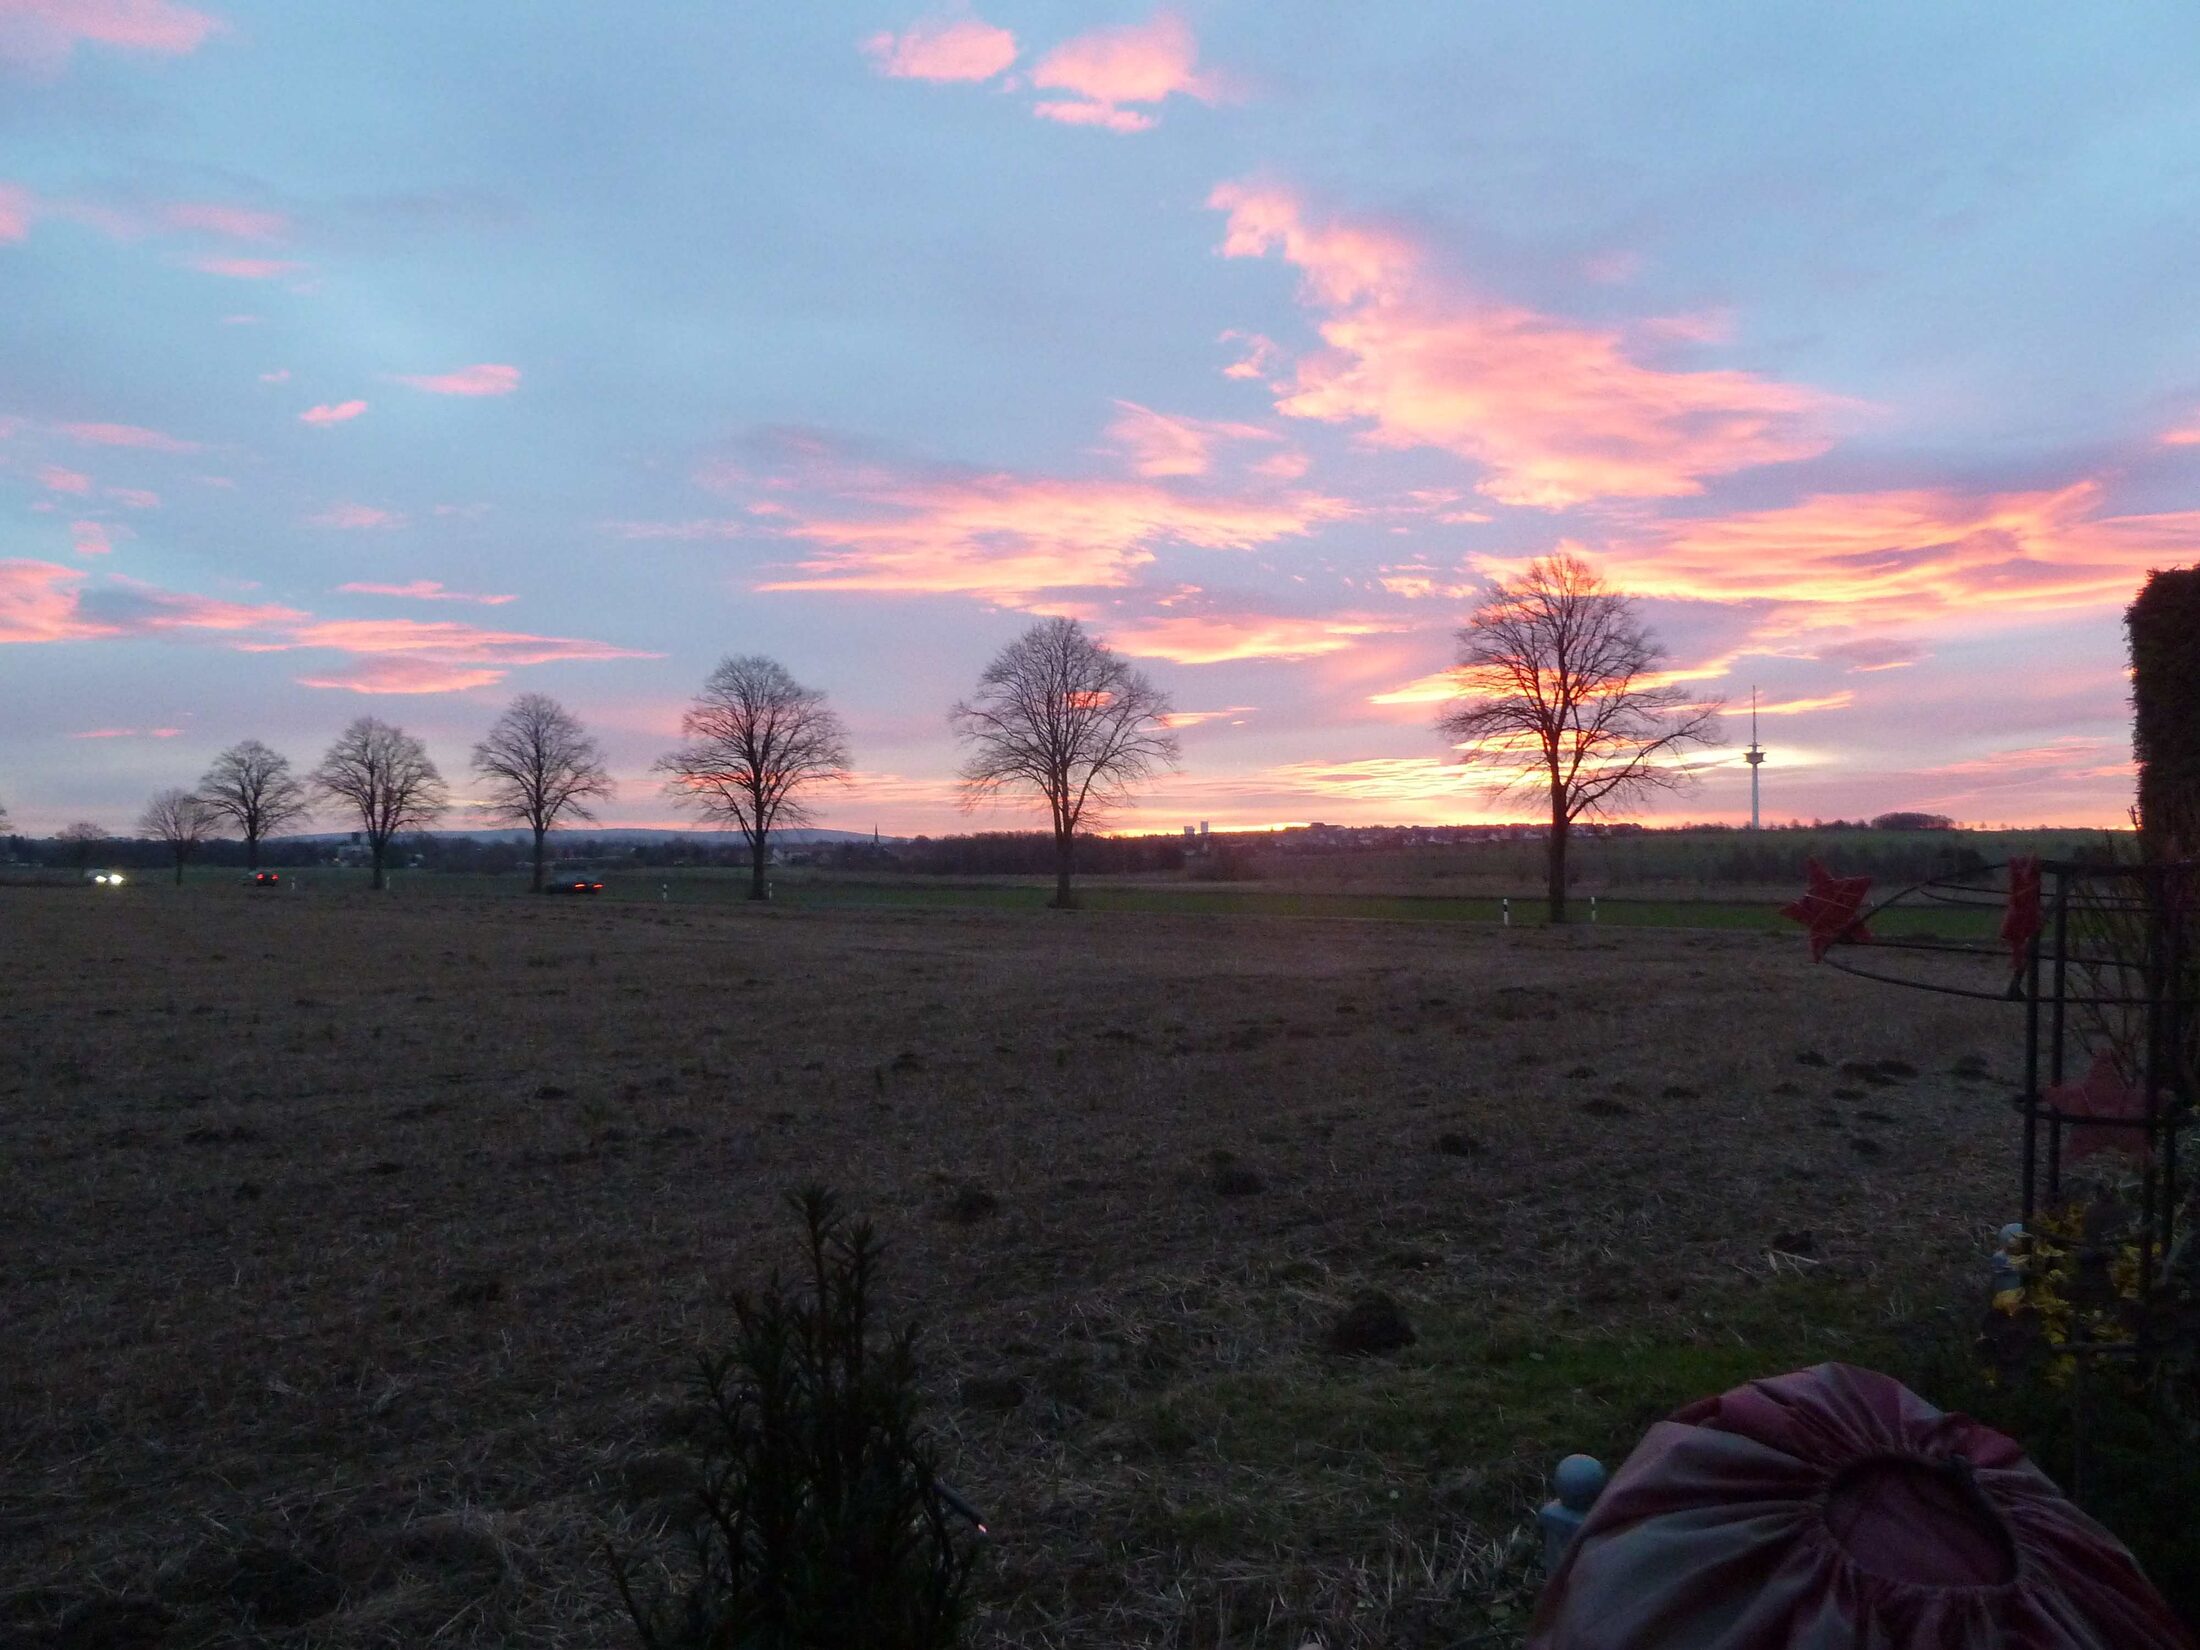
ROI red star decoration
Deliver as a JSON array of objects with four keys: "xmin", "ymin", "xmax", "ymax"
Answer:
[
  {"xmin": 1782, "ymin": 858, "xmax": 1873, "ymax": 961},
  {"xmin": 2001, "ymin": 855, "xmax": 2042, "ymax": 972},
  {"xmin": 2046, "ymin": 1050, "xmax": 2151, "ymax": 1164}
]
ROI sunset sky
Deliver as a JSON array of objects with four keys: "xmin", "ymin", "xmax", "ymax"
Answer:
[{"xmin": 4, "ymin": 2, "xmax": 2197, "ymax": 837}]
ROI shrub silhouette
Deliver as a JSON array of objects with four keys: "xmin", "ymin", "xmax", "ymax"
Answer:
[{"xmin": 614, "ymin": 1187, "xmax": 976, "ymax": 1649}]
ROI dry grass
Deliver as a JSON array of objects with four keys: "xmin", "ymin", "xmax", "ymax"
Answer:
[{"xmin": 1, "ymin": 884, "xmax": 2018, "ymax": 1647}]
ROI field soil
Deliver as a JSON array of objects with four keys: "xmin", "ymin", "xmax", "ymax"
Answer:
[{"xmin": 3, "ymin": 885, "xmax": 2018, "ymax": 1647}]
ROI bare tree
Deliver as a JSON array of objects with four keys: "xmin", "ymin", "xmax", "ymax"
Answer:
[
  {"xmin": 57, "ymin": 820, "xmax": 110, "ymax": 870},
  {"xmin": 139, "ymin": 788, "xmax": 217, "ymax": 885},
  {"xmin": 951, "ymin": 616, "xmax": 1180, "ymax": 909},
  {"xmin": 1438, "ymin": 552, "xmax": 1722, "ymax": 922},
  {"xmin": 198, "ymin": 739, "xmax": 310, "ymax": 869},
  {"xmin": 472, "ymin": 693, "xmax": 616, "ymax": 892},
  {"xmin": 312, "ymin": 717, "xmax": 449, "ymax": 890},
  {"xmin": 656, "ymin": 657, "xmax": 850, "ymax": 901}
]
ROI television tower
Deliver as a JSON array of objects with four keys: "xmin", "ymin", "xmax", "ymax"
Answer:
[{"xmin": 1744, "ymin": 686, "xmax": 1766, "ymax": 829}]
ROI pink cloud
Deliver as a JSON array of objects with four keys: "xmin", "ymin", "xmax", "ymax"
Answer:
[
  {"xmin": 272, "ymin": 617, "xmax": 655, "ymax": 667},
  {"xmin": 0, "ymin": 0, "xmax": 224, "ymax": 67},
  {"xmin": 756, "ymin": 469, "xmax": 1352, "ymax": 601},
  {"xmin": 69, "ymin": 519, "xmax": 119, "ymax": 556},
  {"xmin": 163, "ymin": 201, "xmax": 286, "ymax": 241},
  {"xmin": 37, "ymin": 464, "xmax": 91, "ymax": 495},
  {"xmin": 388, "ymin": 362, "xmax": 522, "ymax": 397},
  {"xmin": 861, "ymin": 13, "xmax": 1017, "ymax": 81},
  {"xmin": 105, "ymin": 486, "xmax": 159, "ymax": 509},
  {"xmin": 182, "ymin": 254, "xmax": 305, "ymax": 280},
  {"xmin": 304, "ymin": 501, "xmax": 403, "ymax": 529},
  {"xmin": 1209, "ymin": 181, "xmax": 1839, "ymax": 507},
  {"xmin": 298, "ymin": 400, "xmax": 367, "ymax": 426},
  {"xmin": 258, "ymin": 368, "xmax": 290, "ymax": 383},
  {"xmin": 294, "ymin": 659, "xmax": 507, "ymax": 695},
  {"xmin": 1106, "ymin": 400, "xmax": 1277, "ymax": 477},
  {"xmin": 69, "ymin": 725, "xmax": 182, "ymax": 739},
  {"xmin": 0, "ymin": 559, "xmax": 96, "ymax": 642},
  {"xmin": 0, "ymin": 560, "xmax": 303, "ymax": 645},
  {"xmin": 0, "ymin": 182, "xmax": 31, "ymax": 242},
  {"xmin": 2162, "ymin": 424, "xmax": 2200, "ymax": 448},
  {"xmin": 1032, "ymin": 100, "xmax": 1152, "ymax": 133},
  {"xmin": 1030, "ymin": 11, "xmax": 1219, "ymax": 131},
  {"xmin": 1219, "ymin": 329, "xmax": 1280, "ymax": 382},
  {"xmin": 336, "ymin": 579, "xmax": 515, "ymax": 605},
  {"xmin": 59, "ymin": 420, "xmax": 201, "ymax": 452}
]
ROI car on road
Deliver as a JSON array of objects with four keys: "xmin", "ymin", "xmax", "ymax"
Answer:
[
  {"xmin": 84, "ymin": 869, "xmax": 126, "ymax": 887},
  {"xmin": 247, "ymin": 871, "xmax": 282, "ymax": 888},
  {"xmin": 545, "ymin": 876, "xmax": 605, "ymax": 895}
]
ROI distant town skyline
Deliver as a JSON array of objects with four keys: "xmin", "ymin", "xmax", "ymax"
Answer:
[{"xmin": 5, "ymin": 3, "xmax": 2195, "ymax": 835}]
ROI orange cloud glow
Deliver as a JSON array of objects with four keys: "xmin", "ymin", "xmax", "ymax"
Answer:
[
  {"xmin": 1031, "ymin": 12, "xmax": 1218, "ymax": 131},
  {"xmin": 1754, "ymin": 691, "xmax": 1854, "ymax": 715},
  {"xmin": 1607, "ymin": 482, "xmax": 2200, "ymax": 625},
  {"xmin": 389, "ymin": 363, "xmax": 521, "ymax": 396},
  {"xmin": 1263, "ymin": 755, "xmax": 1484, "ymax": 805},
  {"xmin": 1367, "ymin": 670, "xmax": 1458, "ymax": 707},
  {"xmin": 758, "ymin": 472, "xmax": 1351, "ymax": 600},
  {"xmin": 1162, "ymin": 705, "xmax": 1255, "ymax": 728},
  {"xmin": 1209, "ymin": 182, "xmax": 1838, "ymax": 507},
  {"xmin": 1110, "ymin": 612, "xmax": 1407, "ymax": 664},
  {"xmin": 861, "ymin": 13, "xmax": 1016, "ymax": 81},
  {"xmin": 298, "ymin": 400, "xmax": 367, "ymax": 425}
]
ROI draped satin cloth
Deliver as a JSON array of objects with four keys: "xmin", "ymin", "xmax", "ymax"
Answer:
[{"xmin": 1530, "ymin": 1363, "xmax": 2193, "ymax": 1650}]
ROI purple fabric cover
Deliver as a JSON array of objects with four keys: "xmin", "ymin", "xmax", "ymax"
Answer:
[{"xmin": 1529, "ymin": 1362, "xmax": 2193, "ymax": 1650}]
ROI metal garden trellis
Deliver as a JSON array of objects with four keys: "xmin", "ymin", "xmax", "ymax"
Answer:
[{"xmin": 1787, "ymin": 854, "xmax": 2197, "ymax": 1368}]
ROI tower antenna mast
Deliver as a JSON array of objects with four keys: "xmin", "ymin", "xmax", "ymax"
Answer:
[{"xmin": 1744, "ymin": 687, "xmax": 1766, "ymax": 829}]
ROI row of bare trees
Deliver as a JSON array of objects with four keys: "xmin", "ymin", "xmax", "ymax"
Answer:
[
  {"xmin": 55, "ymin": 557, "xmax": 1719, "ymax": 918},
  {"xmin": 125, "ymin": 697, "xmax": 616, "ymax": 891},
  {"xmin": 656, "ymin": 618, "xmax": 1179, "ymax": 906}
]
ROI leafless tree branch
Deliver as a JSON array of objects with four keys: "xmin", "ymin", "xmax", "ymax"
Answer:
[{"xmin": 654, "ymin": 656, "xmax": 851, "ymax": 900}]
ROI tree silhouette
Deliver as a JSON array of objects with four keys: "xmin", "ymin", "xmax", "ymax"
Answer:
[
  {"xmin": 312, "ymin": 718, "xmax": 448, "ymax": 891},
  {"xmin": 1438, "ymin": 552, "xmax": 1721, "ymax": 922},
  {"xmin": 472, "ymin": 694, "xmax": 615, "ymax": 892},
  {"xmin": 139, "ymin": 788, "xmax": 217, "ymax": 885},
  {"xmin": 197, "ymin": 740, "xmax": 310, "ymax": 869},
  {"xmin": 951, "ymin": 617, "xmax": 1179, "ymax": 908},
  {"xmin": 656, "ymin": 657, "xmax": 850, "ymax": 901},
  {"xmin": 57, "ymin": 821, "xmax": 110, "ymax": 871}
]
